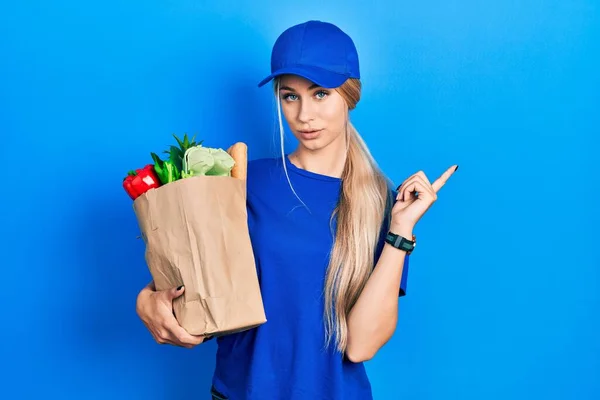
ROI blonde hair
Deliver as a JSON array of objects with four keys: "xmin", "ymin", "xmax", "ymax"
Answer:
[{"xmin": 274, "ymin": 77, "xmax": 393, "ymax": 353}]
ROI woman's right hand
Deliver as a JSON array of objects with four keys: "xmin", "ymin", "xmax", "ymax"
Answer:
[{"xmin": 136, "ymin": 283, "xmax": 207, "ymax": 348}]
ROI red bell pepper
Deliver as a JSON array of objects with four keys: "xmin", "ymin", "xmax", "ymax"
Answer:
[{"xmin": 123, "ymin": 164, "xmax": 161, "ymax": 200}]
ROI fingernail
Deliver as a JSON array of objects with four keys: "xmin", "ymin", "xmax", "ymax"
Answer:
[
  {"xmin": 177, "ymin": 285, "xmax": 184, "ymax": 291},
  {"xmin": 455, "ymin": 165, "xmax": 459, "ymax": 172}
]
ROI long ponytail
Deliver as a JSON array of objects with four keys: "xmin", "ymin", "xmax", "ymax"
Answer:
[
  {"xmin": 275, "ymin": 77, "xmax": 393, "ymax": 353},
  {"xmin": 323, "ymin": 98, "xmax": 392, "ymax": 352}
]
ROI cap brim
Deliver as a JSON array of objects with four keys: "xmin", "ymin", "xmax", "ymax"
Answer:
[{"xmin": 257, "ymin": 65, "xmax": 350, "ymax": 89}]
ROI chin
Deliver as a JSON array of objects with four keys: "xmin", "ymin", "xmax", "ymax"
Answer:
[
  {"xmin": 295, "ymin": 137, "xmax": 326, "ymax": 151},
  {"xmin": 299, "ymin": 143, "xmax": 322, "ymax": 152}
]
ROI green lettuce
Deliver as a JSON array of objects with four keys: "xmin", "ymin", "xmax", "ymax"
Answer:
[{"xmin": 181, "ymin": 145, "xmax": 235, "ymax": 178}]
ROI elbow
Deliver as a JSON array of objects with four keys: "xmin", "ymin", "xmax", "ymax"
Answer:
[
  {"xmin": 345, "ymin": 324, "xmax": 397, "ymax": 363},
  {"xmin": 345, "ymin": 344, "xmax": 376, "ymax": 363},
  {"xmin": 345, "ymin": 312, "xmax": 398, "ymax": 363}
]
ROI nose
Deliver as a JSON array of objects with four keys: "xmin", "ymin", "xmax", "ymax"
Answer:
[{"xmin": 297, "ymin": 98, "xmax": 315, "ymax": 124}]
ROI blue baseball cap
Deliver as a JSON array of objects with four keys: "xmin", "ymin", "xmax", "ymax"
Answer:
[{"xmin": 257, "ymin": 20, "xmax": 360, "ymax": 89}]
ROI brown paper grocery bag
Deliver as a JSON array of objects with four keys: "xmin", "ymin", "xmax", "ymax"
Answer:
[{"xmin": 132, "ymin": 175, "xmax": 267, "ymax": 336}]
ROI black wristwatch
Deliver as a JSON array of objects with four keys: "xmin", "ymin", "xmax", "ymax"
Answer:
[{"xmin": 385, "ymin": 231, "xmax": 416, "ymax": 255}]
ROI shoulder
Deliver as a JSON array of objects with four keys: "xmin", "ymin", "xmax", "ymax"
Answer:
[
  {"xmin": 246, "ymin": 156, "xmax": 284, "ymax": 194},
  {"xmin": 247, "ymin": 156, "xmax": 282, "ymax": 180},
  {"xmin": 248, "ymin": 156, "xmax": 280, "ymax": 173}
]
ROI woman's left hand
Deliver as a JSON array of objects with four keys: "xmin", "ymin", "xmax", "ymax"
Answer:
[{"xmin": 390, "ymin": 165, "xmax": 458, "ymax": 232}]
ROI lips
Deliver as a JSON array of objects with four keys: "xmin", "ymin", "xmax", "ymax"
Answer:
[{"xmin": 298, "ymin": 129, "xmax": 323, "ymax": 139}]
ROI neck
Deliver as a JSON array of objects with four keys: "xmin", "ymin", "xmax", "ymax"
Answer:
[{"xmin": 290, "ymin": 135, "xmax": 348, "ymax": 179}]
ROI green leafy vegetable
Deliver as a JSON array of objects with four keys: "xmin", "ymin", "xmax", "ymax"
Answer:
[
  {"xmin": 151, "ymin": 152, "xmax": 181, "ymax": 184},
  {"xmin": 163, "ymin": 133, "xmax": 203, "ymax": 172},
  {"xmin": 182, "ymin": 145, "xmax": 235, "ymax": 178}
]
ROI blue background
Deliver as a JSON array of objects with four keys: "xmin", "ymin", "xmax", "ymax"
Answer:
[{"xmin": 1, "ymin": 1, "xmax": 598, "ymax": 399}]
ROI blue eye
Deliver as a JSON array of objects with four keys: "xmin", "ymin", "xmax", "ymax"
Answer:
[
  {"xmin": 283, "ymin": 93, "xmax": 298, "ymax": 101},
  {"xmin": 315, "ymin": 90, "xmax": 328, "ymax": 99}
]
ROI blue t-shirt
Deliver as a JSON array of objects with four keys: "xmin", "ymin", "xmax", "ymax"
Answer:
[{"xmin": 212, "ymin": 155, "xmax": 409, "ymax": 400}]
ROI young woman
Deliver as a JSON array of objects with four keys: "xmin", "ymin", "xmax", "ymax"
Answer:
[{"xmin": 135, "ymin": 20, "xmax": 457, "ymax": 400}]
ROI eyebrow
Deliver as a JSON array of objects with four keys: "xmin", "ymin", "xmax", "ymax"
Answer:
[{"xmin": 279, "ymin": 84, "xmax": 321, "ymax": 92}]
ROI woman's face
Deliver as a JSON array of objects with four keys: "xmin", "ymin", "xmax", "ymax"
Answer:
[{"xmin": 277, "ymin": 75, "xmax": 348, "ymax": 152}]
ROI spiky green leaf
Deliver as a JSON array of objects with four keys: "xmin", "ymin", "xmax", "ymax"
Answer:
[{"xmin": 173, "ymin": 134, "xmax": 185, "ymax": 150}]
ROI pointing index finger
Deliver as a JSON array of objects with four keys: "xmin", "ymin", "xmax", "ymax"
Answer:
[{"xmin": 432, "ymin": 165, "xmax": 458, "ymax": 193}]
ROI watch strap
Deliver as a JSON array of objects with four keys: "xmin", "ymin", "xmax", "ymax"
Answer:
[{"xmin": 385, "ymin": 232, "xmax": 416, "ymax": 254}]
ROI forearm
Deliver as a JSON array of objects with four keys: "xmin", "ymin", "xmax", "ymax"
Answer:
[{"xmin": 346, "ymin": 224, "xmax": 413, "ymax": 362}]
